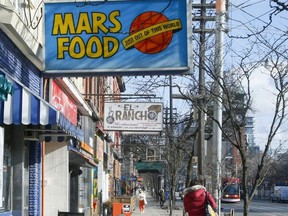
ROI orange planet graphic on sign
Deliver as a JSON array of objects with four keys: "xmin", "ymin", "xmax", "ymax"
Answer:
[{"xmin": 129, "ymin": 11, "xmax": 173, "ymax": 54}]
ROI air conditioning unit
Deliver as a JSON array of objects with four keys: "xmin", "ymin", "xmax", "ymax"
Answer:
[{"xmin": 24, "ymin": 131, "xmax": 39, "ymax": 141}]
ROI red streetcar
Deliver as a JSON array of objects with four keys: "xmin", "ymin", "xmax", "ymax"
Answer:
[{"xmin": 221, "ymin": 177, "xmax": 241, "ymax": 203}]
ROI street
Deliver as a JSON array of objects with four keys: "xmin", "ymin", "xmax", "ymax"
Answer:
[{"xmin": 221, "ymin": 199, "xmax": 288, "ymax": 216}]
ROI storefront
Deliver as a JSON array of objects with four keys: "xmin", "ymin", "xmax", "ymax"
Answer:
[{"xmin": 0, "ymin": 28, "xmax": 97, "ymax": 216}]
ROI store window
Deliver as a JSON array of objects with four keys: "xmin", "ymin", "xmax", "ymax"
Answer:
[
  {"xmin": 0, "ymin": 126, "xmax": 12, "ymax": 212},
  {"xmin": 79, "ymin": 168, "xmax": 92, "ymax": 212}
]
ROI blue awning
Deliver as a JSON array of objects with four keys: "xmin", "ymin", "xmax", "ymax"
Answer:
[
  {"xmin": 39, "ymin": 124, "xmax": 71, "ymax": 142},
  {"xmin": 58, "ymin": 112, "xmax": 84, "ymax": 141},
  {"xmin": 0, "ymin": 75, "xmax": 84, "ymax": 142},
  {"xmin": 0, "ymin": 79, "xmax": 57, "ymax": 125},
  {"xmin": 39, "ymin": 117, "xmax": 84, "ymax": 142}
]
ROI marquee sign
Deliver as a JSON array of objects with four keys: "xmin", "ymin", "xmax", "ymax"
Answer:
[{"xmin": 44, "ymin": 0, "xmax": 192, "ymax": 77}]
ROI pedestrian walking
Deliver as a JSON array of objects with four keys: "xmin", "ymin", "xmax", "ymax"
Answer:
[
  {"xmin": 159, "ymin": 189, "xmax": 165, "ymax": 208},
  {"xmin": 183, "ymin": 178, "xmax": 217, "ymax": 216},
  {"xmin": 137, "ymin": 189, "xmax": 147, "ymax": 214}
]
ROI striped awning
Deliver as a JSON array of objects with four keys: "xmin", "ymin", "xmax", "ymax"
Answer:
[
  {"xmin": 0, "ymin": 75, "xmax": 84, "ymax": 142},
  {"xmin": 0, "ymin": 79, "xmax": 57, "ymax": 125}
]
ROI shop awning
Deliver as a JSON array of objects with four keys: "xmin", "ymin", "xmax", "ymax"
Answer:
[
  {"xmin": 69, "ymin": 146, "xmax": 97, "ymax": 168},
  {"xmin": 135, "ymin": 161, "xmax": 165, "ymax": 173},
  {"xmin": 57, "ymin": 112, "xmax": 84, "ymax": 141},
  {"xmin": 0, "ymin": 73, "xmax": 84, "ymax": 142},
  {"xmin": 0, "ymin": 80, "xmax": 57, "ymax": 125}
]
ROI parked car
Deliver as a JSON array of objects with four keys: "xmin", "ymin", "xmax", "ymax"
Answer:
[{"xmin": 271, "ymin": 186, "xmax": 288, "ymax": 203}]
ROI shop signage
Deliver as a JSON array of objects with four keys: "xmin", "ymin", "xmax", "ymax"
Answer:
[
  {"xmin": 96, "ymin": 138, "xmax": 104, "ymax": 161},
  {"xmin": 104, "ymin": 102, "xmax": 163, "ymax": 131},
  {"xmin": 44, "ymin": 0, "xmax": 192, "ymax": 77},
  {"xmin": 49, "ymin": 80, "xmax": 77, "ymax": 125}
]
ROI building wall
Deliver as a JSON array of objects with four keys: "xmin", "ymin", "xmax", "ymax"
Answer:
[
  {"xmin": 44, "ymin": 142, "xmax": 69, "ymax": 216},
  {"xmin": 0, "ymin": 0, "xmax": 43, "ymax": 69}
]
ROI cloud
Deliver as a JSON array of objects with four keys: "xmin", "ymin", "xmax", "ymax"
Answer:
[{"xmin": 249, "ymin": 66, "xmax": 284, "ymax": 149}]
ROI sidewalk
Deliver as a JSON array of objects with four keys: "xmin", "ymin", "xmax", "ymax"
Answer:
[
  {"xmin": 131, "ymin": 195, "xmax": 184, "ymax": 216},
  {"xmin": 130, "ymin": 196, "xmax": 236, "ymax": 216}
]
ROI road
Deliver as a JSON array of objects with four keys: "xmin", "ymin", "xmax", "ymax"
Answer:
[{"xmin": 221, "ymin": 199, "xmax": 288, "ymax": 216}]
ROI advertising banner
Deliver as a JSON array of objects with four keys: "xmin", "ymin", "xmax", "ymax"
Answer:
[
  {"xmin": 96, "ymin": 137, "xmax": 104, "ymax": 161},
  {"xmin": 49, "ymin": 80, "xmax": 77, "ymax": 125},
  {"xmin": 104, "ymin": 102, "xmax": 163, "ymax": 131},
  {"xmin": 44, "ymin": 0, "xmax": 192, "ymax": 76}
]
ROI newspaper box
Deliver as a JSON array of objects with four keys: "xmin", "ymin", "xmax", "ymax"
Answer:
[
  {"xmin": 112, "ymin": 196, "xmax": 135, "ymax": 216},
  {"xmin": 112, "ymin": 203, "xmax": 131, "ymax": 216}
]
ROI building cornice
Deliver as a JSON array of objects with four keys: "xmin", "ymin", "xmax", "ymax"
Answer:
[{"xmin": 0, "ymin": 5, "xmax": 43, "ymax": 70}]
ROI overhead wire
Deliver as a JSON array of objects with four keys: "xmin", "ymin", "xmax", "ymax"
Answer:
[
  {"xmin": 224, "ymin": 0, "xmax": 288, "ymax": 67},
  {"xmin": 231, "ymin": 2, "xmax": 288, "ymax": 61},
  {"xmin": 229, "ymin": 0, "xmax": 287, "ymax": 36}
]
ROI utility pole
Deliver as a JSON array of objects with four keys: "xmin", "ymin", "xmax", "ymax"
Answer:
[
  {"xmin": 198, "ymin": 0, "xmax": 206, "ymax": 182},
  {"xmin": 193, "ymin": 1, "xmax": 227, "ymax": 215},
  {"xmin": 213, "ymin": 0, "xmax": 226, "ymax": 215},
  {"xmin": 192, "ymin": 1, "xmax": 215, "ymax": 182},
  {"xmin": 169, "ymin": 75, "xmax": 173, "ymax": 216}
]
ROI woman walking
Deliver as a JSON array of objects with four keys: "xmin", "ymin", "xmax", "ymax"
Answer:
[
  {"xmin": 183, "ymin": 179, "xmax": 217, "ymax": 216},
  {"xmin": 137, "ymin": 189, "xmax": 147, "ymax": 214}
]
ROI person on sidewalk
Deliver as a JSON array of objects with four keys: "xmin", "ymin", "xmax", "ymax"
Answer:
[
  {"xmin": 183, "ymin": 178, "xmax": 217, "ymax": 216},
  {"xmin": 137, "ymin": 189, "xmax": 147, "ymax": 214},
  {"xmin": 159, "ymin": 189, "xmax": 165, "ymax": 208}
]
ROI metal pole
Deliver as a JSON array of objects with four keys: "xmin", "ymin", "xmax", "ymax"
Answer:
[
  {"xmin": 168, "ymin": 75, "xmax": 173, "ymax": 215},
  {"xmin": 197, "ymin": 0, "xmax": 206, "ymax": 181},
  {"xmin": 213, "ymin": 0, "xmax": 225, "ymax": 215}
]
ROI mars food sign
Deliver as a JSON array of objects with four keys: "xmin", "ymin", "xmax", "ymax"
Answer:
[
  {"xmin": 104, "ymin": 102, "xmax": 163, "ymax": 132},
  {"xmin": 44, "ymin": 0, "xmax": 192, "ymax": 77}
]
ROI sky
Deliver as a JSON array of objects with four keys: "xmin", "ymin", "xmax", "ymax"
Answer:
[
  {"xmin": 227, "ymin": 0, "xmax": 288, "ymax": 150},
  {"xmin": 123, "ymin": 0, "xmax": 288, "ymax": 151},
  {"xmin": 249, "ymin": 66, "xmax": 287, "ymax": 150}
]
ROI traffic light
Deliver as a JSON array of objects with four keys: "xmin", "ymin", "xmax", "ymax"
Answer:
[{"xmin": 0, "ymin": 75, "xmax": 13, "ymax": 101}]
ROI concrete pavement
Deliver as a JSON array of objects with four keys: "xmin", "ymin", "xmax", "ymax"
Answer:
[
  {"xmin": 130, "ymin": 195, "xmax": 235, "ymax": 216},
  {"xmin": 131, "ymin": 195, "xmax": 184, "ymax": 216}
]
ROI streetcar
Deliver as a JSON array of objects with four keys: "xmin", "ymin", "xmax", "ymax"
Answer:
[{"xmin": 221, "ymin": 177, "xmax": 241, "ymax": 203}]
